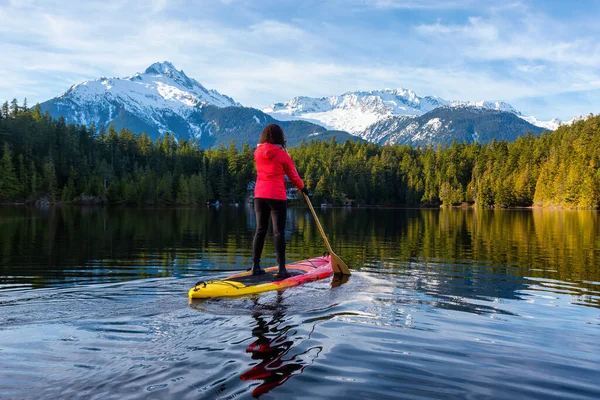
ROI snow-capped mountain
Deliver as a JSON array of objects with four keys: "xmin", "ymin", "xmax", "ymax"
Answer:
[
  {"xmin": 449, "ymin": 100, "xmax": 566, "ymax": 130},
  {"xmin": 264, "ymin": 89, "xmax": 562, "ymax": 138},
  {"xmin": 371, "ymin": 106, "xmax": 545, "ymax": 146},
  {"xmin": 519, "ymin": 116, "xmax": 563, "ymax": 130},
  {"xmin": 264, "ymin": 89, "xmax": 447, "ymax": 134},
  {"xmin": 41, "ymin": 61, "xmax": 240, "ymax": 138},
  {"xmin": 39, "ymin": 62, "xmax": 556, "ymax": 149},
  {"xmin": 40, "ymin": 61, "xmax": 358, "ymax": 147},
  {"xmin": 449, "ymin": 100, "xmax": 518, "ymax": 114}
]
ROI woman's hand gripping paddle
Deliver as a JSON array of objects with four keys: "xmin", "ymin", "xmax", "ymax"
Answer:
[{"xmin": 303, "ymin": 193, "xmax": 351, "ymax": 275}]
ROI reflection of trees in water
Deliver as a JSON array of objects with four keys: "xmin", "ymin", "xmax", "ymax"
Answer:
[
  {"xmin": 0, "ymin": 206, "xmax": 255, "ymax": 287},
  {"xmin": 240, "ymin": 294, "xmax": 322, "ymax": 397},
  {"xmin": 328, "ymin": 208, "xmax": 598, "ymax": 285},
  {"xmin": 0, "ymin": 207, "xmax": 599, "ymax": 306}
]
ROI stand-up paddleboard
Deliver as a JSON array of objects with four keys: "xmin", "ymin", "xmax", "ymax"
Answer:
[{"xmin": 188, "ymin": 256, "xmax": 333, "ymax": 299}]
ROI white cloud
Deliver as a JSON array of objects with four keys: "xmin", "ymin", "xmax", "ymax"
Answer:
[
  {"xmin": 410, "ymin": 9, "xmax": 600, "ymax": 118},
  {"xmin": 363, "ymin": 0, "xmax": 476, "ymax": 9},
  {"xmin": 415, "ymin": 14, "xmax": 600, "ymax": 66},
  {"xmin": 416, "ymin": 17, "xmax": 499, "ymax": 41},
  {"xmin": 150, "ymin": 0, "xmax": 169, "ymax": 13},
  {"xmin": 516, "ymin": 64, "xmax": 546, "ymax": 73}
]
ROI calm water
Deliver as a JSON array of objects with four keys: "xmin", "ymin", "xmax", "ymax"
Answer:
[{"xmin": 1, "ymin": 206, "xmax": 599, "ymax": 399}]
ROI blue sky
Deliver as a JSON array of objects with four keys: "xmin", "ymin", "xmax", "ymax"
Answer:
[{"xmin": 1, "ymin": 0, "xmax": 599, "ymax": 120}]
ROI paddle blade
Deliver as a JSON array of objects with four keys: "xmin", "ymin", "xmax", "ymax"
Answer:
[
  {"xmin": 330, "ymin": 252, "xmax": 351, "ymax": 275},
  {"xmin": 331, "ymin": 273, "xmax": 350, "ymax": 288}
]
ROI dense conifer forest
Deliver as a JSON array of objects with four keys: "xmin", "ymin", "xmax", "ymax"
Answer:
[{"xmin": 1, "ymin": 99, "xmax": 598, "ymax": 208}]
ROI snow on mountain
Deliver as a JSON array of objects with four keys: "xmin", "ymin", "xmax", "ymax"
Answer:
[
  {"xmin": 380, "ymin": 106, "xmax": 546, "ymax": 147},
  {"xmin": 361, "ymin": 115, "xmax": 414, "ymax": 143},
  {"xmin": 518, "ymin": 116, "xmax": 563, "ymax": 130},
  {"xmin": 40, "ymin": 62, "xmax": 568, "ymax": 148},
  {"xmin": 450, "ymin": 100, "xmax": 518, "ymax": 114},
  {"xmin": 264, "ymin": 89, "xmax": 447, "ymax": 134},
  {"xmin": 43, "ymin": 61, "xmax": 239, "ymax": 137},
  {"xmin": 264, "ymin": 89, "xmax": 562, "ymax": 137},
  {"xmin": 450, "ymin": 100, "xmax": 562, "ymax": 130}
]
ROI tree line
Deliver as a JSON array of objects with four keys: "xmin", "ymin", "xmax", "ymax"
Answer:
[{"xmin": 1, "ymin": 99, "xmax": 599, "ymax": 208}]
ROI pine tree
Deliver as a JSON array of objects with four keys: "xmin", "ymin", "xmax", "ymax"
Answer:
[
  {"xmin": 32, "ymin": 103, "xmax": 43, "ymax": 121},
  {"xmin": 189, "ymin": 174, "xmax": 207, "ymax": 204},
  {"xmin": 61, "ymin": 166, "xmax": 77, "ymax": 202},
  {"xmin": 10, "ymin": 98, "xmax": 19, "ymax": 117},
  {"xmin": 122, "ymin": 180, "xmax": 138, "ymax": 204},
  {"xmin": 42, "ymin": 159, "xmax": 58, "ymax": 203},
  {"xmin": 176, "ymin": 175, "xmax": 190, "ymax": 204},
  {"xmin": 18, "ymin": 154, "xmax": 28, "ymax": 197},
  {"xmin": 30, "ymin": 160, "xmax": 38, "ymax": 196},
  {"xmin": 218, "ymin": 165, "xmax": 227, "ymax": 201},
  {"xmin": 0, "ymin": 143, "xmax": 21, "ymax": 201},
  {"xmin": 0, "ymin": 102, "xmax": 597, "ymax": 209},
  {"xmin": 1, "ymin": 101, "xmax": 8, "ymax": 119},
  {"xmin": 157, "ymin": 173, "xmax": 174, "ymax": 203}
]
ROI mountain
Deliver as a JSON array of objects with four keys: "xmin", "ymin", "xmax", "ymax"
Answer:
[
  {"xmin": 363, "ymin": 107, "xmax": 545, "ymax": 146},
  {"xmin": 40, "ymin": 61, "xmax": 356, "ymax": 147},
  {"xmin": 186, "ymin": 105, "xmax": 362, "ymax": 148},
  {"xmin": 519, "ymin": 115, "xmax": 563, "ymax": 130},
  {"xmin": 263, "ymin": 89, "xmax": 562, "ymax": 140},
  {"xmin": 39, "ymin": 61, "xmax": 550, "ymax": 149},
  {"xmin": 41, "ymin": 61, "xmax": 240, "ymax": 140},
  {"xmin": 263, "ymin": 88, "xmax": 447, "ymax": 134}
]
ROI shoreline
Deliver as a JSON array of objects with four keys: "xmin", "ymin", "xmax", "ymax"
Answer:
[{"xmin": 1, "ymin": 202, "xmax": 598, "ymax": 211}]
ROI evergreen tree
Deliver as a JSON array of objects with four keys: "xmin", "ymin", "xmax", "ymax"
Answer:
[
  {"xmin": 61, "ymin": 166, "xmax": 77, "ymax": 202},
  {"xmin": 18, "ymin": 154, "xmax": 28, "ymax": 197},
  {"xmin": 176, "ymin": 176, "xmax": 191, "ymax": 204},
  {"xmin": 32, "ymin": 104, "xmax": 43, "ymax": 121},
  {"xmin": 30, "ymin": 160, "xmax": 39, "ymax": 196},
  {"xmin": 10, "ymin": 98, "xmax": 19, "ymax": 117},
  {"xmin": 1, "ymin": 101, "xmax": 8, "ymax": 119},
  {"xmin": 42, "ymin": 160, "xmax": 58, "ymax": 203},
  {"xmin": 157, "ymin": 173, "xmax": 174, "ymax": 203},
  {"xmin": 0, "ymin": 143, "xmax": 21, "ymax": 201},
  {"xmin": 189, "ymin": 174, "xmax": 207, "ymax": 204},
  {"xmin": 0, "ymin": 108, "xmax": 598, "ymax": 208}
]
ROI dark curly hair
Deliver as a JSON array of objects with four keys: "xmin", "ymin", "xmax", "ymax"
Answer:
[{"xmin": 259, "ymin": 124, "xmax": 286, "ymax": 147}]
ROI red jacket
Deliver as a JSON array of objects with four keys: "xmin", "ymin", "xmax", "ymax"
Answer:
[{"xmin": 254, "ymin": 143, "xmax": 304, "ymax": 200}]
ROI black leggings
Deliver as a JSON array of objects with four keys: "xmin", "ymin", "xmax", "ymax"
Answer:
[{"xmin": 252, "ymin": 198, "xmax": 287, "ymax": 268}]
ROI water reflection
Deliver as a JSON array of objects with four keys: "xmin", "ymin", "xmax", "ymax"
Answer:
[
  {"xmin": 1, "ymin": 206, "xmax": 599, "ymax": 309},
  {"xmin": 2, "ymin": 207, "xmax": 600, "ymax": 399}
]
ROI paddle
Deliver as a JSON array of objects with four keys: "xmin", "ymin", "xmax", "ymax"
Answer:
[{"xmin": 302, "ymin": 193, "xmax": 351, "ymax": 275}]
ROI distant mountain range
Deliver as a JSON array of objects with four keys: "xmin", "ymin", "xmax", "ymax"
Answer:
[
  {"xmin": 40, "ymin": 61, "xmax": 558, "ymax": 148},
  {"xmin": 263, "ymin": 88, "xmax": 565, "ymax": 139},
  {"xmin": 361, "ymin": 106, "xmax": 545, "ymax": 146}
]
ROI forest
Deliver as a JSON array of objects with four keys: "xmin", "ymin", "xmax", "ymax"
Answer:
[{"xmin": 1, "ymin": 99, "xmax": 599, "ymax": 208}]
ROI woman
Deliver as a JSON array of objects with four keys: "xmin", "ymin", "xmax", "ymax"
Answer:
[{"xmin": 252, "ymin": 124, "xmax": 308, "ymax": 277}]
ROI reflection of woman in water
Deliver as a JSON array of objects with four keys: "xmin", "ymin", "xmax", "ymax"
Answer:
[{"xmin": 240, "ymin": 294, "xmax": 321, "ymax": 397}]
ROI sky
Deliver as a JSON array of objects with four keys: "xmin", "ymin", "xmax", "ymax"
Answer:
[{"xmin": 1, "ymin": 0, "xmax": 599, "ymax": 120}]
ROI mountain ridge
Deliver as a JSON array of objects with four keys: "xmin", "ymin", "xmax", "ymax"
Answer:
[
  {"xmin": 263, "ymin": 88, "xmax": 563, "ymax": 138},
  {"xmin": 39, "ymin": 61, "xmax": 553, "ymax": 148}
]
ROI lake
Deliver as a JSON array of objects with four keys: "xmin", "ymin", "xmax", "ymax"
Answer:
[{"xmin": 1, "ymin": 206, "xmax": 599, "ymax": 399}]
